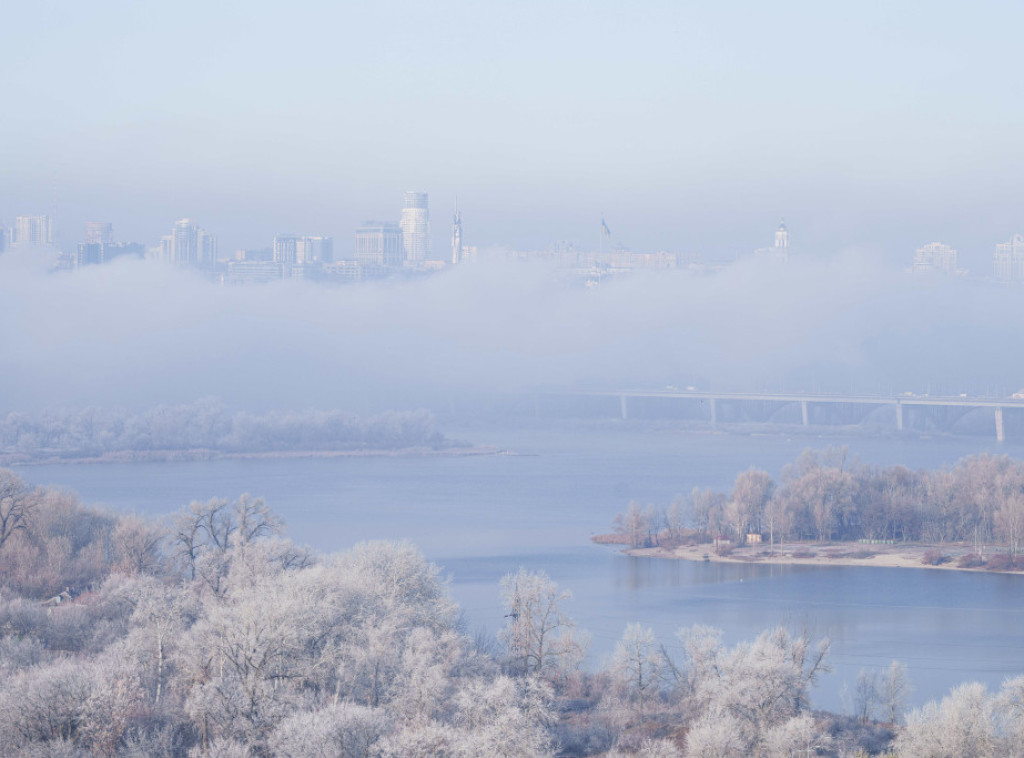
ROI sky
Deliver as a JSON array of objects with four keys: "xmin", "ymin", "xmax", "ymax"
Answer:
[{"xmin": 2, "ymin": 1, "xmax": 1024, "ymax": 267}]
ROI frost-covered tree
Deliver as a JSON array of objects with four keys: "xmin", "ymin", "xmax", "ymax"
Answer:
[
  {"xmin": 684, "ymin": 712, "xmax": 750, "ymax": 757},
  {"xmin": 995, "ymin": 674, "xmax": 1024, "ymax": 757},
  {"xmin": 854, "ymin": 667, "xmax": 879, "ymax": 723},
  {"xmin": 677, "ymin": 625, "xmax": 830, "ymax": 756},
  {"xmin": 764, "ymin": 712, "xmax": 830, "ymax": 757},
  {"xmin": 0, "ymin": 658, "xmax": 92, "ymax": 750},
  {"xmin": 879, "ymin": 660, "xmax": 910, "ymax": 725},
  {"xmin": 895, "ymin": 681, "xmax": 996, "ymax": 758},
  {"xmin": 606, "ymin": 738, "xmax": 684, "ymax": 758},
  {"xmin": 608, "ymin": 623, "xmax": 664, "ymax": 724},
  {"xmin": 0, "ymin": 469, "xmax": 34, "ymax": 552},
  {"xmin": 499, "ymin": 568, "xmax": 587, "ymax": 679},
  {"xmin": 267, "ymin": 703, "xmax": 387, "ymax": 758},
  {"xmin": 454, "ymin": 676, "xmax": 556, "ymax": 757}
]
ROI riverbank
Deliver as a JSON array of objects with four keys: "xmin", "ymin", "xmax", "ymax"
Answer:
[
  {"xmin": 0, "ymin": 445, "xmax": 508, "ymax": 466},
  {"xmin": 615, "ymin": 540, "xmax": 1023, "ymax": 574}
]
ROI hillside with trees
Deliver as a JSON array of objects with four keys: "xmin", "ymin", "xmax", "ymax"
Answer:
[{"xmin": 1, "ymin": 468, "xmax": 1022, "ymax": 756}]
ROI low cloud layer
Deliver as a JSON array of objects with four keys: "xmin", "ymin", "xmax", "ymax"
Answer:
[{"xmin": 1, "ymin": 249, "xmax": 1021, "ymax": 414}]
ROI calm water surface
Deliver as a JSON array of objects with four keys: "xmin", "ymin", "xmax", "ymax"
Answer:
[{"xmin": 15, "ymin": 421, "xmax": 1024, "ymax": 711}]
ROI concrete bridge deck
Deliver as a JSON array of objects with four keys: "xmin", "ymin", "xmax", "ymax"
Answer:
[{"xmin": 556, "ymin": 390, "xmax": 1024, "ymax": 441}]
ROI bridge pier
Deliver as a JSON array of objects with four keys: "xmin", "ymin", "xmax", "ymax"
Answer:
[
  {"xmin": 896, "ymin": 402, "xmax": 903, "ymax": 431},
  {"xmin": 996, "ymin": 407, "xmax": 1005, "ymax": 443},
  {"xmin": 619, "ymin": 394, "xmax": 628, "ymax": 420},
  {"xmin": 801, "ymin": 400, "xmax": 809, "ymax": 427},
  {"xmin": 710, "ymin": 397, "xmax": 717, "ymax": 427}
]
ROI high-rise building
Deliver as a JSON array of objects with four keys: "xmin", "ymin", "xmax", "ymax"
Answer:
[
  {"xmin": 399, "ymin": 191, "xmax": 430, "ymax": 261},
  {"xmin": 273, "ymin": 234, "xmax": 333, "ymax": 265},
  {"xmin": 774, "ymin": 219, "xmax": 789, "ymax": 250},
  {"xmin": 355, "ymin": 222, "xmax": 404, "ymax": 267},
  {"xmin": 75, "ymin": 242, "xmax": 145, "ymax": 267},
  {"xmin": 172, "ymin": 219, "xmax": 196, "ymax": 265},
  {"xmin": 11, "ymin": 215, "xmax": 53, "ymax": 247},
  {"xmin": 273, "ymin": 235, "xmax": 299, "ymax": 265},
  {"xmin": 994, "ymin": 234, "xmax": 1024, "ymax": 281},
  {"xmin": 753, "ymin": 219, "xmax": 790, "ymax": 263},
  {"xmin": 163, "ymin": 219, "xmax": 217, "ymax": 268},
  {"xmin": 83, "ymin": 222, "xmax": 113, "ymax": 244},
  {"xmin": 198, "ymin": 229, "xmax": 217, "ymax": 268},
  {"xmin": 0, "ymin": 226, "xmax": 6, "ymax": 254},
  {"xmin": 451, "ymin": 200, "xmax": 463, "ymax": 264},
  {"xmin": 913, "ymin": 242, "xmax": 958, "ymax": 275},
  {"xmin": 297, "ymin": 235, "xmax": 333, "ymax": 264}
]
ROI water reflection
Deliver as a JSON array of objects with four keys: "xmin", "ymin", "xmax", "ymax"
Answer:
[{"xmin": 15, "ymin": 423, "xmax": 1024, "ymax": 711}]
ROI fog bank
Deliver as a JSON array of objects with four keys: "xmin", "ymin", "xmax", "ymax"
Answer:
[{"xmin": 1, "ymin": 249, "xmax": 1021, "ymax": 414}]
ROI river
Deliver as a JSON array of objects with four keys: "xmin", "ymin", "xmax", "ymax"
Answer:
[{"xmin": 13, "ymin": 419, "xmax": 1024, "ymax": 712}]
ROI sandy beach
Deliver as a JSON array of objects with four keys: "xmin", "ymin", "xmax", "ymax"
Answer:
[{"xmin": 619, "ymin": 541, "xmax": 1017, "ymax": 574}]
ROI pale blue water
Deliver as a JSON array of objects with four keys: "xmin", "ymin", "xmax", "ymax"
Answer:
[{"xmin": 14, "ymin": 420, "xmax": 1024, "ymax": 711}]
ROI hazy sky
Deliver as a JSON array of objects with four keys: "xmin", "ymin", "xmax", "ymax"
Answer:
[{"xmin": 3, "ymin": 1, "xmax": 1024, "ymax": 266}]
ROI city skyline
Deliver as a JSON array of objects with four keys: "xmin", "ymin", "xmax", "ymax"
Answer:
[
  {"xmin": 4, "ymin": 2, "xmax": 1024, "ymax": 267},
  {"xmin": 11, "ymin": 204, "xmax": 1024, "ymax": 286}
]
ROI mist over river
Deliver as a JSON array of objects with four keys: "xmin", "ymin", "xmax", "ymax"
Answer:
[{"xmin": 15, "ymin": 419, "xmax": 1024, "ymax": 712}]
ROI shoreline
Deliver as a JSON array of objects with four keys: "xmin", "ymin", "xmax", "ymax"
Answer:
[
  {"xmin": 614, "ymin": 541, "xmax": 1023, "ymax": 575},
  {"xmin": 1, "ymin": 445, "xmax": 509, "ymax": 467}
]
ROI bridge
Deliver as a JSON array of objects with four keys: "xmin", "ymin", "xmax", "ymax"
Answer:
[{"xmin": 546, "ymin": 390, "xmax": 1024, "ymax": 441}]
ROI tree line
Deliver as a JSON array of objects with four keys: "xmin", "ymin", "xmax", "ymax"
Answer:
[
  {"xmin": 1, "ymin": 468, "xmax": 1022, "ymax": 756},
  {"xmin": 611, "ymin": 447, "xmax": 1024, "ymax": 564},
  {"xmin": 0, "ymin": 399, "xmax": 449, "ymax": 460}
]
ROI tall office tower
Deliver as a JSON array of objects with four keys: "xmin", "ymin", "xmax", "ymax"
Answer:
[
  {"xmin": 166, "ymin": 219, "xmax": 217, "ymax": 267},
  {"xmin": 273, "ymin": 235, "xmax": 299, "ymax": 264},
  {"xmin": 11, "ymin": 215, "xmax": 53, "ymax": 246},
  {"xmin": 77, "ymin": 243, "xmax": 104, "ymax": 266},
  {"xmin": 355, "ymin": 222, "xmax": 404, "ymax": 266},
  {"xmin": 753, "ymin": 219, "xmax": 790, "ymax": 263},
  {"xmin": 84, "ymin": 221, "xmax": 113, "ymax": 244},
  {"xmin": 198, "ymin": 229, "xmax": 217, "ymax": 268},
  {"xmin": 399, "ymin": 191, "xmax": 430, "ymax": 261},
  {"xmin": 0, "ymin": 226, "xmax": 6, "ymax": 253},
  {"xmin": 297, "ymin": 235, "xmax": 333, "ymax": 263},
  {"xmin": 171, "ymin": 219, "xmax": 198, "ymax": 266},
  {"xmin": 994, "ymin": 234, "xmax": 1024, "ymax": 281},
  {"xmin": 451, "ymin": 200, "xmax": 463, "ymax": 264},
  {"xmin": 913, "ymin": 242, "xmax": 958, "ymax": 275},
  {"xmin": 774, "ymin": 219, "xmax": 789, "ymax": 250}
]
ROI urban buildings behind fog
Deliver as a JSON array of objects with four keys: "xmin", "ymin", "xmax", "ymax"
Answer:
[
  {"xmin": 399, "ymin": 192, "xmax": 430, "ymax": 262},
  {"xmin": 159, "ymin": 219, "xmax": 218, "ymax": 269},
  {"xmin": 83, "ymin": 222, "xmax": 113, "ymax": 244},
  {"xmin": 451, "ymin": 201, "xmax": 463, "ymax": 264},
  {"xmin": 11, "ymin": 215, "xmax": 54, "ymax": 247},
  {"xmin": 271, "ymin": 235, "xmax": 332, "ymax": 265},
  {"xmin": 355, "ymin": 222, "xmax": 405, "ymax": 267},
  {"xmin": 76, "ymin": 242, "xmax": 144, "ymax": 267},
  {"xmin": 994, "ymin": 234, "xmax": 1024, "ymax": 281},
  {"xmin": 297, "ymin": 235, "xmax": 332, "ymax": 264},
  {"xmin": 913, "ymin": 242, "xmax": 959, "ymax": 275},
  {"xmin": 753, "ymin": 219, "xmax": 790, "ymax": 263}
]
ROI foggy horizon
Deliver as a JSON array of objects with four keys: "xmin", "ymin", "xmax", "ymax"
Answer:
[
  {"xmin": 4, "ymin": 2, "xmax": 1024, "ymax": 265},
  {"xmin": 3, "ymin": 246, "xmax": 1023, "ymax": 415}
]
